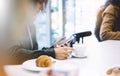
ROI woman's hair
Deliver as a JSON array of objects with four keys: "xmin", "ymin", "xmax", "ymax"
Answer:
[{"xmin": 109, "ymin": 0, "xmax": 120, "ymax": 7}]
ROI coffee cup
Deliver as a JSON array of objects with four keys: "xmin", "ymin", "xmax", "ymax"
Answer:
[{"xmin": 73, "ymin": 43, "xmax": 86, "ymax": 57}]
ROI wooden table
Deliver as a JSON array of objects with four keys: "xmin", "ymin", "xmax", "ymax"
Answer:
[{"xmin": 4, "ymin": 40, "xmax": 120, "ymax": 76}]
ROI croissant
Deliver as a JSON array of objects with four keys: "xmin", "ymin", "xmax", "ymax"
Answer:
[{"xmin": 36, "ymin": 55, "xmax": 53, "ymax": 67}]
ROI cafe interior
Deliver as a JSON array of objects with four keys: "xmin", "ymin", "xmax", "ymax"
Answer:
[{"xmin": 0, "ymin": 0, "xmax": 120, "ymax": 76}]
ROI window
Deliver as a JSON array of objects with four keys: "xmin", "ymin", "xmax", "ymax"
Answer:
[
  {"xmin": 51, "ymin": 0, "xmax": 63, "ymax": 45},
  {"xmin": 36, "ymin": 0, "xmax": 105, "ymax": 48}
]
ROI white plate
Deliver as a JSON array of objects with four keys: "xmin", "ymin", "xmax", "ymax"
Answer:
[
  {"xmin": 22, "ymin": 59, "xmax": 50, "ymax": 72},
  {"xmin": 71, "ymin": 52, "xmax": 87, "ymax": 58}
]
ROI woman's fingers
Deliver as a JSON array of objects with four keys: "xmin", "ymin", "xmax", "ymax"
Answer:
[
  {"xmin": 39, "ymin": 69, "xmax": 52, "ymax": 76},
  {"xmin": 107, "ymin": 68, "xmax": 113, "ymax": 75},
  {"xmin": 61, "ymin": 40, "xmax": 72, "ymax": 47},
  {"xmin": 64, "ymin": 47, "xmax": 74, "ymax": 50},
  {"xmin": 46, "ymin": 69, "xmax": 52, "ymax": 75},
  {"xmin": 54, "ymin": 36, "xmax": 66, "ymax": 48},
  {"xmin": 54, "ymin": 47, "xmax": 74, "ymax": 60},
  {"xmin": 67, "ymin": 50, "xmax": 73, "ymax": 54},
  {"xmin": 113, "ymin": 67, "xmax": 120, "ymax": 73},
  {"xmin": 58, "ymin": 36, "xmax": 66, "ymax": 42},
  {"xmin": 107, "ymin": 67, "xmax": 120, "ymax": 75}
]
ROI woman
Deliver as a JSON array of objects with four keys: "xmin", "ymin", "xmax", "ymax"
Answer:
[
  {"xmin": 100, "ymin": 0, "xmax": 120, "ymax": 41},
  {"xmin": 95, "ymin": 0, "xmax": 110, "ymax": 41},
  {"xmin": 6, "ymin": 0, "xmax": 73, "ymax": 64}
]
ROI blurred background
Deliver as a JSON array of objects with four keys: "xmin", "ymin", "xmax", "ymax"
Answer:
[{"xmin": 0, "ymin": 0, "xmax": 106, "ymax": 49}]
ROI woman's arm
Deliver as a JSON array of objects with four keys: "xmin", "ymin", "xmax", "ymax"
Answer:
[
  {"xmin": 100, "ymin": 5, "xmax": 120, "ymax": 40},
  {"xmin": 7, "ymin": 46, "xmax": 55, "ymax": 64}
]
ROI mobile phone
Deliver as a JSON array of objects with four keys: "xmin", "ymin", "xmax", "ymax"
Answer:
[{"xmin": 58, "ymin": 35, "xmax": 74, "ymax": 47}]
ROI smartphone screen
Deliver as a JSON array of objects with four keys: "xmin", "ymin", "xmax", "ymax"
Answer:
[{"xmin": 58, "ymin": 35, "xmax": 74, "ymax": 47}]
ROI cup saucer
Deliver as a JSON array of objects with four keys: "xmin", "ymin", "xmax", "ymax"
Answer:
[{"xmin": 72, "ymin": 55, "xmax": 87, "ymax": 58}]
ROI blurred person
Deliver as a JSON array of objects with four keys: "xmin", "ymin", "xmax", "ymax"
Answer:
[
  {"xmin": 6, "ymin": 0, "xmax": 73, "ymax": 64},
  {"xmin": 95, "ymin": 0, "xmax": 110, "ymax": 41},
  {"xmin": 38, "ymin": 69, "xmax": 52, "ymax": 76},
  {"xmin": 0, "ymin": 66, "xmax": 6, "ymax": 76},
  {"xmin": 107, "ymin": 67, "xmax": 120, "ymax": 76},
  {"xmin": 0, "ymin": 1, "xmax": 12, "ymax": 75},
  {"xmin": 100, "ymin": 0, "xmax": 120, "ymax": 41}
]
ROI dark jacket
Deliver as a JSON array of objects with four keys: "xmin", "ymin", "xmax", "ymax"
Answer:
[{"xmin": 7, "ymin": 24, "xmax": 55, "ymax": 64}]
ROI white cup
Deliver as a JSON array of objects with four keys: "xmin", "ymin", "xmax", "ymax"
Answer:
[
  {"xmin": 73, "ymin": 44, "xmax": 86, "ymax": 57},
  {"xmin": 51, "ymin": 62, "xmax": 79, "ymax": 76}
]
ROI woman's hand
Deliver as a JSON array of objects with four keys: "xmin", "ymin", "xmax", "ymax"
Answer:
[
  {"xmin": 107, "ymin": 67, "xmax": 120, "ymax": 76},
  {"xmin": 54, "ymin": 47, "xmax": 74, "ymax": 60},
  {"xmin": 54, "ymin": 36, "xmax": 72, "ymax": 48},
  {"xmin": 39, "ymin": 69, "xmax": 52, "ymax": 76}
]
